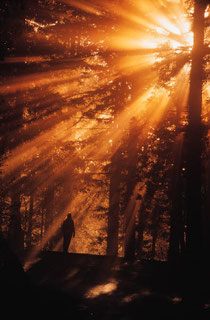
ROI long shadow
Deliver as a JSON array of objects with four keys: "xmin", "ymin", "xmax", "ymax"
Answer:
[{"xmin": 2, "ymin": 242, "xmax": 210, "ymax": 319}]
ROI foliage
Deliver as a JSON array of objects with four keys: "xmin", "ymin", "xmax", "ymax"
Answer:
[{"xmin": 0, "ymin": 0, "xmax": 209, "ymax": 261}]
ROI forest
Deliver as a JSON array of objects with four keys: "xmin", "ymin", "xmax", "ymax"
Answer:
[{"xmin": 0, "ymin": 0, "xmax": 210, "ymax": 269}]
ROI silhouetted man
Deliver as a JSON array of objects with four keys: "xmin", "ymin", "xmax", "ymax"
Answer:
[{"xmin": 62, "ymin": 213, "xmax": 75, "ymax": 253}]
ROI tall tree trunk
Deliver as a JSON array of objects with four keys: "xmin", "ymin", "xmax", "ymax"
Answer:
[
  {"xmin": 107, "ymin": 77, "xmax": 130, "ymax": 256},
  {"xmin": 168, "ymin": 133, "xmax": 185, "ymax": 261},
  {"xmin": 203, "ymin": 134, "xmax": 210, "ymax": 253},
  {"xmin": 136, "ymin": 203, "xmax": 146, "ymax": 259},
  {"xmin": 41, "ymin": 206, "xmax": 44, "ymax": 240},
  {"xmin": 182, "ymin": 0, "xmax": 208, "ymax": 309},
  {"xmin": 8, "ymin": 191, "xmax": 24, "ymax": 256},
  {"xmin": 124, "ymin": 185, "xmax": 141, "ymax": 261},
  {"xmin": 26, "ymin": 194, "xmax": 34, "ymax": 248},
  {"xmin": 185, "ymin": 0, "xmax": 206, "ymax": 259},
  {"xmin": 151, "ymin": 205, "xmax": 162, "ymax": 260},
  {"xmin": 107, "ymin": 150, "xmax": 121, "ymax": 256},
  {"xmin": 44, "ymin": 187, "xmax": 55, "ymax": 250},
  {"xmin": 137, "ymin": 186, "xmax": 155, "ymax": 259},
  {"xmin": 124, "ymin": 118, "xmax": 139, "ymax": 261}
]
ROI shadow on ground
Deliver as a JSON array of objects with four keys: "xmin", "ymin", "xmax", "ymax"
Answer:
[{"xmin": 2, "ymin": 244, "xmax": 210, "ymax": 320}]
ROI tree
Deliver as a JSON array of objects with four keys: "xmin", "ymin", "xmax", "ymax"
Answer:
[
  {"xmin": 8, "ymin": 190, "xmax": 24, "ymax": 256},
  {"xmin": 0, "ymin": 0, "xmax": 209, "ymax": 263},
  {"xmin": 185, "ymin": 0, "xmax": 209, "ymax": 260},
  {"xmin": 123, "ymin": 118, "xmax": 140, "ymax": 261},
  {"xmin": 154, "ymin": 0, "xmax": 210, "ymax": 262},
  {"xmin": 106, "ymin": 148, "xmax": 122, "ymax": 256}
]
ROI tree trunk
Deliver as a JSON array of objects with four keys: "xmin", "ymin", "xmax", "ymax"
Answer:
[
  {"xmin": 8, "ymin": 191, "xmax": 24, "ymax": 256},
  {"xmin": 107, "ymin": 150, "xmax": 121, "ymax": 256},
  {"xmin": 124, "ymin": 118, "xmax": 139, "ymax": 261},
  {"xmin": 185, "ymin": 0, "xmax": 206, "ymax": 259},
  {"xmin": 137, "ymin": 186, "xmax": 155, "ymax": 259},
  {"xmin": 107, "ymin": 77, "xmax": 130, "ymax": 256},
  {"xmin": 124, "ymin": 186, "xmax": 141, "ymax": 261},
  {"xmin": 182, "ymin": 0, "xmax": 208, "ymax": 309},
  {"xmin": 26, "ymin": 194, "xmax": 34, "ymax": 248},
  {"xmin": 203, "ymin": 134, "xmax": 210, "ymax": 254},
  {"xmin": 137, "ymin": 204, "xmax": 146, "ymax": 259},
  {"xmin": 168, "ymin": 133, "xmax": 185, "ymax": 261},
  {"xmin": 41, "ymin": 206, "xmax": 44, "ymax": 240},
  {"xmin": 151, "ymin": 205, "xmax": 162, "ymax": 260},
  {"xmin": 44, "ymin": 187, "xmax": 55, "ymax": 250}
]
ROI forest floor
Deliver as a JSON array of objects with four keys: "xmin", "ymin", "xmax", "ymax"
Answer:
[{"xmin": 3, "ymin": 249, "xmax": 210, "ymax": 319}]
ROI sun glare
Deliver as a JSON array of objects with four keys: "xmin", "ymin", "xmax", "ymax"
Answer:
[
  {"xmin": 105, "ymin": 1, "xmax": 194, "ymax": 65},
  {"xmin": 2, "ymin": 0, "xmax": 208, "ymax": 266}
]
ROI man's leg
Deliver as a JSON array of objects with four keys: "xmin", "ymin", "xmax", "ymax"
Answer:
[{"xmin": 63, "ymin": 235, "xmax": 70, "ymax": 253}]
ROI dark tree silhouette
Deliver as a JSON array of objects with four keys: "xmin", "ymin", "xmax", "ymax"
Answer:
[{"xmin": 185, "ymin": 0, "xmax": 209, "ymax": 260}]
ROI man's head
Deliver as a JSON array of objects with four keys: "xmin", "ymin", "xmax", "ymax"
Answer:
[{"xmin": 67, "ymin": 213, "xmax": 72, "ymax": 219}]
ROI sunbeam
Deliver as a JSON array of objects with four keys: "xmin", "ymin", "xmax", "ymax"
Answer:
[{"xmin": 1, "ymin": 0, "xmax": 209, "ymax": 267}]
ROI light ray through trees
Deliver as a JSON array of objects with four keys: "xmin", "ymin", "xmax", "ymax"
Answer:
[{"xmin": 0, "ymin": 0, "xmax": 209, "ymax": 266}]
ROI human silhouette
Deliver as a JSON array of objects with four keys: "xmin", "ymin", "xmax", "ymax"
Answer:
[{"xmin": 62, "ymin": 213, "xmax": 75, "ymax": 253}]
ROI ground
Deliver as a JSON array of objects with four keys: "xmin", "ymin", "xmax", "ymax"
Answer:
[{"xmin": 2, "ymin": 247, "xmax": 210, "ymax": 319}]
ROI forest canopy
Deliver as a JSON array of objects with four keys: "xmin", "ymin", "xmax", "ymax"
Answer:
[{"xmin": 0, "ymin": 0, "xmax": 209, "ymax": 264}]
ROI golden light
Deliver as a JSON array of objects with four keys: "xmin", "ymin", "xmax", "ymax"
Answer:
[
  {"xmin": 114, "ymin": 1, "xmax": 193, "ymax": 52},
  {"xmin": 85, "ymin": 279, "xmax": 118, "ymax": 299},
  {"xmin": 183, "ymin": 32, "xmax": 194, "ymax": 47},
  {"xmin": 1, "ymin": 0, "xmax": 202, "ymax": 264},
  {"xmin": 154, "ymin": 16, "xmax": 181, "ymax": 35}
]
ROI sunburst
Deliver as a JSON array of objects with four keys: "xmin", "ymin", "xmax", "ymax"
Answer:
[{"xmin": 0, "ymin": 0, "xmax": 209, "ymax": 265}]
